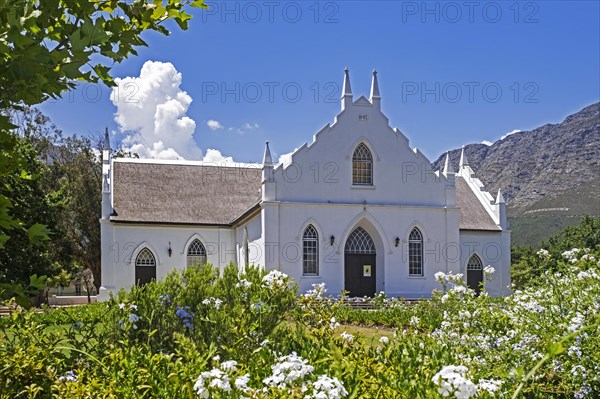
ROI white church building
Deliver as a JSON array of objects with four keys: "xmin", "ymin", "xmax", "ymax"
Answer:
[{"xmin": 98, "ymin": 69, "xmax": 511, "ymax": 301}]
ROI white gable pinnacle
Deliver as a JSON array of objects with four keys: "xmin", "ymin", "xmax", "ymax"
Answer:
[
  {"xmin": 341, "ymin": 67, "xmax": 353, "ymax": 111},
  {"xmin": 459, "ymin": 146, "xmax": 469, "ymax": 168},
  {"xmin": 262, "ymin": 141, "xmax": 273, "ymax": 166},
  {"xmin": 496, "ymin": 189, "xmax": 506, "ymax": 204},
  {"xmin": 370, "ymin": 69, "xmax": 380, "ymax": 100},
  {"xmin": 443, "ymin": 151, "xmax": 455, "ymax": 176},
  {"xmin": 342, "ymin": 67, "xmax": 352, "ymax": 97}
]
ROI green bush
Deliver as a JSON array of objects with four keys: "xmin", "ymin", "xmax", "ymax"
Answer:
[{"xmin": 0, "ymin": 255, "xmax": 598, "ymax": 398}]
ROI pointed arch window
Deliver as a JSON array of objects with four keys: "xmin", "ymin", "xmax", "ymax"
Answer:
[
  {"xmin": 345, "ymin": 227, "xmax": 376, "ymax": 254},
  {"xmin": 135, "ymin": 248, "xmax": 156, "ymax": 286},
  {"xmin": 187, "ymin": 239, "xmax": 207, "ymax": 268},
  {"xmin": 352, "ymin": 143, "xmax": 373, "ymax": 185},
  {"xmin": 303, "ymin": 225, "xmax": 319, "ymax": 276},
  {"xmin": 467, "ymin": 254, "xmax": 483, "ymax": 270},
  {"xmin": 408, "ymin": 228, "xmax": 423, "ymax": 276},
  {"xmin": 467, "ymin": 254, "xmax": 484, "ymax": 294}
]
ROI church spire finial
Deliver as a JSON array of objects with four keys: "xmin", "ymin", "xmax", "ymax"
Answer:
[
  {"xmin": 370, "ymin": 69, "xmax": 380, "ymax": 100},
  {"xmin": 496, "ymin": 189, "xmax": 506, "ymax": 204},
  {"xmin": 341, "ymin": 67, "xmax": 353, "ymax": 111},
  {"xmin": 459, "ymin": 146, "xmax": 469, "ymax": 168},
  {"xmin": 342, "ymin": 67, "xmax": 352, "ymax": 97},
  {"xmin": 103, "ymin": 127, "xmax": 110, "ymax": 151},
  {"xmin": 443, "ymin": 151, "xmax": 454, "ymax": 176},
  {"xmin": 263, "ymin": 141, "xmax": 273, "ymax": 166}
]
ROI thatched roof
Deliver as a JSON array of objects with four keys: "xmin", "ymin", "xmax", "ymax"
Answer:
[
  {"xmin": 456, "ymin": 177, "xmax": 501, "ymax": 231},
  {"xmin": 111, "ymin": 161, "xmax": 262, "ymax": 225},
  {"xmin": 111, "ymin": 161, "xmax": 500, "ymax": 231}
]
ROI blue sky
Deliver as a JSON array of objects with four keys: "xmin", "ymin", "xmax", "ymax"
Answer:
[{"xmin": 40, "ymin": 1, "xmax": 600, "ymax": 163}]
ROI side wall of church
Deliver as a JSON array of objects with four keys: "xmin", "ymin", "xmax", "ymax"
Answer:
[
  {"xmin": 98, "ymin": 223, "xmax": 236, "ymax": 300},
  {"xmin": 459, "ymin": 230, "xmax": 512, "ymax": 296}
]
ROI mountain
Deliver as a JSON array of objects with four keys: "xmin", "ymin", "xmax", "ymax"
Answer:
[{"xmin": 432, "ymin": 103, "xmax": 600, "ymax": 247}]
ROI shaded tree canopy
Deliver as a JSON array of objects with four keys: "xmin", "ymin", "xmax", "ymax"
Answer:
[{"xmin": 0, "ymin": 1, "xmax": 206, "ymax": 285}]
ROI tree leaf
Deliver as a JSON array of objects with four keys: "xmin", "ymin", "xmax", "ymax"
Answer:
[{"xmin": 27, "ymin": 223, "xmax": 52, "ymax": 244}]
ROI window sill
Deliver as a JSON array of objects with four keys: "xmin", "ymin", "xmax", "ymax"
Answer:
[
  {"xmin": 407, "ymin": 275, "xmax": 426, "ymax": 279},
  {"xmin": 302, "ymin": 275, "xmax": 321, "ymax": 279},
  {"xmin": 351, "ymin": 185, "xmax": 376, "ymax": 190}
]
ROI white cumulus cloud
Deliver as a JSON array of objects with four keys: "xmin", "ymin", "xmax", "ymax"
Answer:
[
  {"xmin": 207, "ymin": 120, "xmax": 223, "ymax": 130},
  {"xmin": 501, "ymin": 129, "xmax": 521, "ymax": 140},
  {"xmin": 111, "ymin": 61, "xmax": 201, "ymax": 160},
  {"xmin": 202, "ymin": 148, "xmax": 234, "ymax": 163}
]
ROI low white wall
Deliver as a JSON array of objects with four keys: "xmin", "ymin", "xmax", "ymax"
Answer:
[{"xmin": 49, "ymin": 295, "xmax": 97, "ymax": 306}]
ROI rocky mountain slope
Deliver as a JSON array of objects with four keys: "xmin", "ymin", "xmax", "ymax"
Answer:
[{"xmin": 432, "ymin": 102, "xmax": 600, "ymax": 246}]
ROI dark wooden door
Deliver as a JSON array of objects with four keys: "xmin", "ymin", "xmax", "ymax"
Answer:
[
  {"xmin": 467, "ymin": 269, "xmax": 483, "ymax": 294},
  {"xmin": 136, "ymin": 265, "xmax": 156, "ymax": 286},
  {"xmin": 344, "ymin": 254, "xmax": 376, "ymax": 297}
]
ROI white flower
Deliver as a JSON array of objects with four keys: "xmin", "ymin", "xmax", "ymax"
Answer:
[
  {"xmin": 537, "ymin": 249, "xmax": 549, "ymax": 258},
  {"xmin": 478, "ymin": 379, "xmax": 502, "ymax": 395},
  {"xmin": 340, "ymin": 331, "xmax": 354, "ymax": 343},
  {"xmin": 235, "ymin": 278, "xmax": 252, "ymax": 288},
  {"xmin": 458, "ymin": 310, "xmax": 471, "ymax": 320},
  {"xmin": 263, "ymin": 352, "xmax": 314, "ymax": 389},
  {"xmin": 483, "ymin": 265, "xmax": 495, "ymax": 276},
  {"xmin": 309, "ymin": 374, "xmax": 348, "ymax": 399},
  {"xmin": 451, "ymin": 285, "xmax": 467, "ymax": 295},
  {"xmin": 202, "ymin": 297, "xmax": 223, "ymax": 309},
  {"xmin": 379, "ymin": 336, "xmax": 389, "ymax": 345},
  {"xmin": 234, "ymin": 374, "xmax": 250, "ymax": 391},
  {"xmin": 118, "ymin": 303, "xmax": 125, "ymax": 309},
  {"xmin": 220, "ymin": 360, "xmax": 237, "ymax": 371},
  {"xmin": 262, "ymin": 270, "xmax": 288, "ymax": 289},
  {"xmin": 129, "ymin": 313, "xmax": 139, "ymax": 323},
  {"xmin": 435, "ymin": 271, "xmax": 447, "ymax": 283},
  {"xmin": 571, "ymin": 365, "xmax": 587, "ymax": 379},
  {"xmin": 410, "ymin": 316, "xmax": 420, "ymax": 326},
  {"xmin": 432, "ymin": 365, "xmax": 477, "ymax": 399},
  {"xmin": 568, "ymin": 313, "xmax": 585, "ymax": 333},
  {"xmin": 194, "ymin": 367, "xmax": 232, "ymax": 398},
  {"xmin": 329, "ymin": 317, "xmax": 340, "ymax": 330},
  {"xmin": 304, "ymin": 282, "xmax": 328, "ymax": 299}
]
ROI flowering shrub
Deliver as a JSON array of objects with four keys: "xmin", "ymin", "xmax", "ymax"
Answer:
[{"xmin": 0, "ymin": 246, "xmax": 598, "ymax": 397}]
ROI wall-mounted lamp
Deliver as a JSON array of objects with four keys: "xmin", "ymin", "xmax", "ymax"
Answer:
[
  {"xmin": 168, "ymin": 242, "xmax": 172, "ymax": 257},
  {"xmin": 330, "ymin": 235, "xmax": 335, "ymax": 246},
  {"xmin": 395, "ymin": 237, "xmax": 400, "ymax": 247}
]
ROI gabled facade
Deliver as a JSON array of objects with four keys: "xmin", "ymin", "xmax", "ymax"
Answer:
[{"xmin": 98, "ymin": 69, "xmax": 511, "ymax": 301}]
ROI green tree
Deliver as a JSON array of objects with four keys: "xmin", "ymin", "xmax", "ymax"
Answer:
[
  {"xmin": 0, "ymin": 0, "xmax": 206, "ymax": 249},
  {"xmin": 0, "ymin": 134, "xmax": 69, "ymax": 287}
]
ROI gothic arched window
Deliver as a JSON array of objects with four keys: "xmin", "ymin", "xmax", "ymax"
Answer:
[
  {"xmin": 187, "ymin": 239, "xmax": 207, "ymax": 268},
  {"xmin": 408, "ymin": 228, "xmax": 423, "ymax": 276},
  {"xmin": 345, "ymin": 227, "xmax": 376, "ymax": 254},
  {"xmin": 135, "ymin": 248, "xmax": 156, "ymax": 286},
  {"xmin": 352, "ymin": 143, "xmax": 373, "ymax": 185},
  {"xmin": 303, "ymin": 225, "xmax": 319, "ymax": 276}
]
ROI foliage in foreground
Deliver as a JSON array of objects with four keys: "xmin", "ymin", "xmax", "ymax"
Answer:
[
  {"xmin": 511, "ymin": 216, "xmax": 600, "ymax": 288},
  {"xmin": 1, "ymin": 255, "xmax": 599, "ymax": 398}
]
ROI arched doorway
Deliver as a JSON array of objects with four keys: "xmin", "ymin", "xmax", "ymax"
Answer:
[
  {"xmin": 467, "ymin": 254, "xmax": 484, "ymax": 294},
  {"xmin": 344, "ymin": 227, "xmax": 376, "ymax": 297},
  {"xmin": 135, "ymin": 248, "xmax": 156, "ymax": 286}
]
